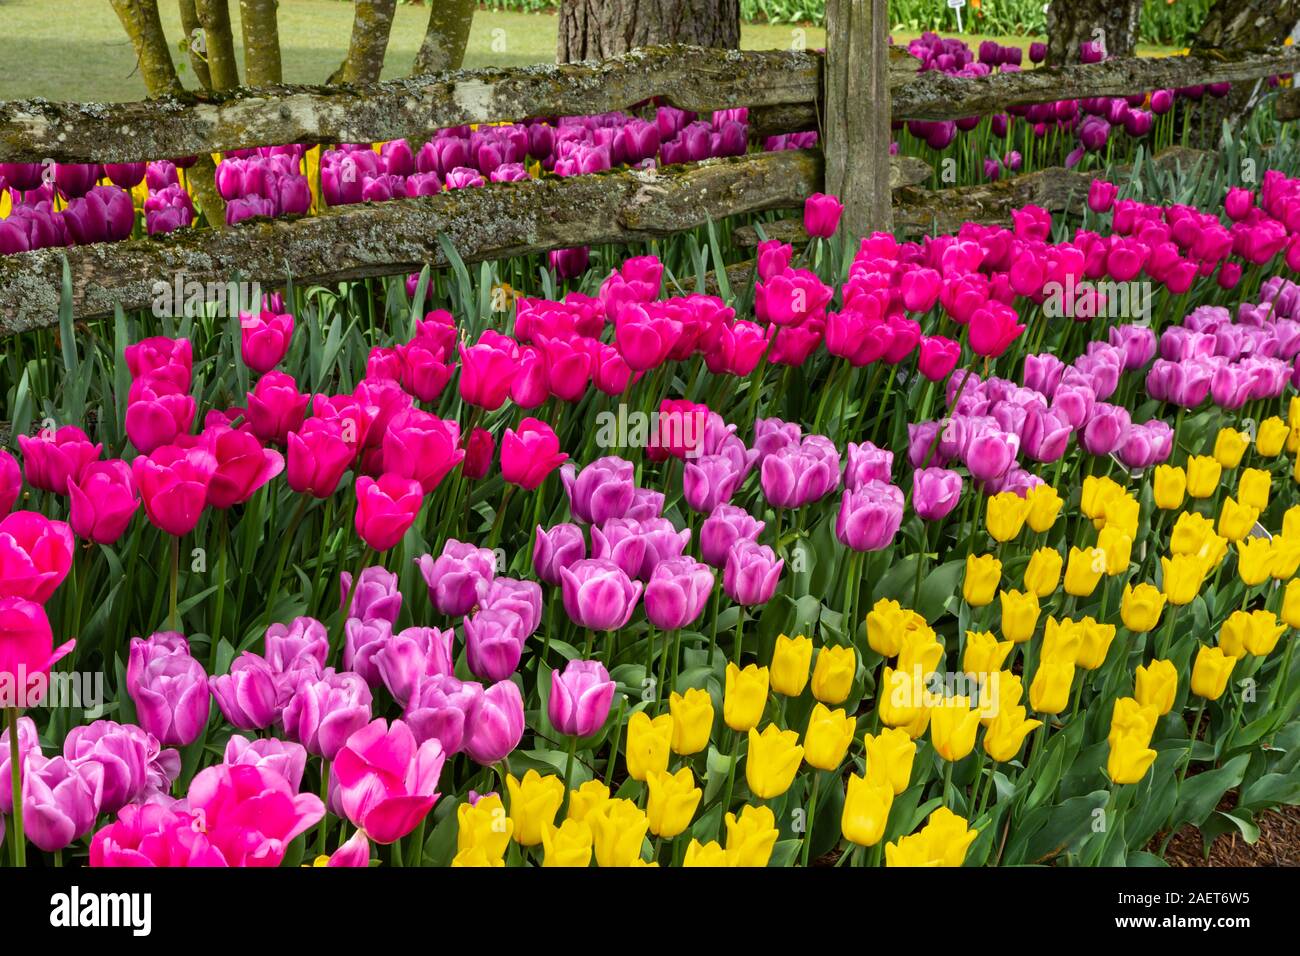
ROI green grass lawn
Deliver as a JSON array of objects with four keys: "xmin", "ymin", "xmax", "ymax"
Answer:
[{"xmin": 0, "ymin": 0, "xmax": 1173, "ymax": 102}]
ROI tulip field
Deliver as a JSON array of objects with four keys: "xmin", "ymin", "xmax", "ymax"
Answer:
[{"xmin": 2, "ymin": 8, "xmax": 1300, "ymax": 885}]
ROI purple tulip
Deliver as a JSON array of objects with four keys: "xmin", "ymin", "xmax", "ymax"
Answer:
[
  {"xmin": 753, "ymin": 417, "xmax": 802, "ymax": 459},
  {"xmin": 844, "ymin": 441, "xmax": 893, "ymax": 490},
  {"xmin": 0, "ymin": 717, "xmax": 39, "ymax": 814},
  {"xmin": 127, "ymin": 633, "xmax": 210, "ymax": 747},
  {"xmin": 264, "ymin": 616, "xmax": 328, "ymax": 679},
  {"xmin": 912, "ymin": 467, "xmax": 963, "ymax": 521},
  {"xmin": 533, "ymin": 522, "xmax": 586, "ymax": 585},
  {"xmin": 1080, "ymin": 403, "xmax": 1132, "ymax": 456},
  {"xmin": 224, "ymin": 735, "xmax": 308, "ymax": 792},
  {"xmin": 836, "ymin": 481, "xmax": 904, "ymax": 552},
  {"xmin": 464, "ymin": 608, "xmax": 527, "ymax": 682},
  {"xmin": 699, "ymin": 503, "xmax": 765, "ymax": 568},
  {"xmin": 560, "ymin": 456, "xmax": 636, "ymax": 524},
  {"xmin": 281, "ymin": 668, "xmax": 373, "ymax": 761},
  {"xmin": 560, "ymin": 558, "xmax": 643, "ymax": 631},
  {"xmin": 591, "ymin": 518, "xmax": 649, "ymax": 580},
  {"xmin": 341, "ymin": 565, "xmax": 403, "ymax": 624},
  {"xmin": 480, "ymin": 578, "xmax": 543, "ymax": 635},
  {"xmin": 62, "ymin": 720, "xmax": 150, "ymax": 815},
  {"xmin": 761, "ymin": 436, "xmax": 842, "ymax": 509},
  {"xmin": 1021, "ymin": 405, "xmax": 1073, "ymax": 463},
  {"xmin": 1117, "ymin": 420, "xmax": 1174, "ymax": 469},
  {"xmin": 644, "ymin": 556, "xmax": 715, "ymax": 630},
  {"xmin": 964, "ymin": 428, "xmax": 1020, "ymax": 484},
  {"xmin": 374, "ymin": 626, "xmax": 456, "ymax": 706},
  {"xmin": 626, "ymin": 487, "xmax": 665, "ymax": 521},
  {"xmin": 404, "ymin": 674, "xmax": 482, "ymax": 754},
  {"xmin": 723, "ymin": 539, "xmax": 783, "ymax": 607},
  {"xmin": 343, "ymin": 617, "xmax": 393, "ymax": 689},
  {"xmin": 683, "ymin": 454, "xmax": 745, "ymax": 514},
  {"xmin": 636, "ymin": 517, "xmax": 693, "ymax": 580},
  {"xmin": 549, "ymin": 660, "xmax": 616, "ymax": 737},
  {"xmin": 209, "ymin": 652, "xmax": 282, "ymax": 731},
  {"xmin": 464, "ymin": 679, "xmax": 524, "ymax": 766},
  {"xmin": 416, "ymin": 539, "xmax": 496, "ymax": 616},
  {"xmin": 22, "ymin": 755, "xmax": 103, "ymax": 852}
]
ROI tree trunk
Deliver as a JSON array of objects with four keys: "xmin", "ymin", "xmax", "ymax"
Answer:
[
  {"xmin": 178, "ymin": 0, "xmax": 213, "ymax": 89},
  {"xmin": 1190, "ymin": 0, "xmax": 1300, "ymax": 146},
  {"xmin": 239, "ymin": 0, "xmax": 282, "ymax": 86},
  {"xmin": 558, "ymin": 0, "xmax": 740, "ymax": 62},
  {"xmin": 824, "ymin": 0, "xmax": 891, "ymax": 237},
  {"xmin": 194, "ymin": 0, "xmax": 241, "ymax": 89},
  {"xmin": 1045, "ymin": 0, "xmax": 1142, "ymax": 66},
  {"xmin": 411, "ymin": 0, "xmax": 476, "ymax": 75},
  {"xmin": 110, "ymin": 0, "xmax": 226, "ymax": 226},
  {"xmin": 330, "ymin": 0, "xmax": 399, "ymax": 85}
]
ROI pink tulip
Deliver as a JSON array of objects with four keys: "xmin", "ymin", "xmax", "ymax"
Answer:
[
  {"xmin": 0, "ymin": 597, "xmax": 74, "ymax": 703},
  {"xmin": 247, "ymin": 371, "xmax": 310, "ymax": 444},
  {"xmin": 458, "ymin": 331, "xmax": 518, "ymax": 411},
  {"xmin": 90, "ymin": 802, "xmax": 226, "ymax": 866},
  {"xmin": 16, "ymin": 425, "xmax": 101, "ymax": 494},
  {"xmin": 67, "ymin": 459, "xmax": 138, "ymax": 544},
  {"xmin": 125, "ymin": 377, "xmax": 196, "ymax": 454},
  {"xmin": 501, "ymin": 418, "xmax": 568, "ymax": 490},
  {"xmin": 186, "ymin": 763, "xmax": 324, "ymax": 865},
  {"xmin": 132, "ymin": 443, "xmax": 217, "ymax": 536},
  {"xmin": 464, "ymin": 679, "xmax": 524, "ymax": 766},
  {"xmin": 354, "ymin": 474, "xmax": 424, "ymax": 551},
  {"xmin": 126, "ymin": 633, "xmax": 210, "ymax": 747},
  {"xmin": 803, "ymin": 192, "xmax": 843, "ymax": 238},
  {"xmin": 549, "ymin": 659, "xmax": 615, "ymax": 737},
  {"xmin": 223, "ymin": 735, "xmax": 308, "ymax": 792},
  {"xmin": 0, "ymin": 449, "xmax": 19, "ymax": 515},
  {"xmin": 333, "ymin": 718, "xmax": 445, "ymax": 844},
  {"xmin": 286, "ymin": 418, "xmax": 354, "ymax": 498},
  {"xmin": 240, "ymin": 310, "xmax": 294, "ymax": 373},
  {"xmin": 382, "ymin": 408, "xmax": 463, "ymax": 494},
  {"xmin": 124, "ymin": 337, "xmax": 192, "ymax": 390},
  {"xmin": 203, "ymin": 426, "xmax": 284, "ymax": 508}
]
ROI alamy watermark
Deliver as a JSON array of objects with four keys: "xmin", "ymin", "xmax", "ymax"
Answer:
[
  {"xmin": 594, "ymin": 404, "xmax": 705, "ymax": 458},
  {"xmin": 1042, "ymin": 276, "xmax": 1153, "ymax": 324},
  {"xmin": 151, "ymin": 276, "xmax": 262, "ymax": 319},
  {"xmin": 0, "ymin": 666, "xmax": 104, "ymax": 716}
]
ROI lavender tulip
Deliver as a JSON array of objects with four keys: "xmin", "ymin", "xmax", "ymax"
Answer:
[
  {"xmin": 281, "ymin": 668, "xmax": 374, "ymax": 761},
  {"xmin": 62, "ymin": 720, "xmax": 149, "ymax": 815},
  {"xmin": 23, "ymin": 756, "xmax": 103, "ymax": 852},
  {"xmin": 343, "ymin": 617, "xmax": 393, "ymax": 689},
  {"xmin": 126, "ymin": 633, "xmax": 210, "ymax": 747},
  {"xmin": 699, "ymin": 503, "xmax": 765, "ymax": 568},
  {"xmin": 549, "ymin": 660, "xmax": 616, "ymax": 737},
  {"xmin": 374, "ymin": 626, "xmax": 456, "ymax": 706},
  {"xmin": 464, "ymin": 608, "xmax": 528, "ymax": 682},
  {"xmin": 340, "ymin": 566, "xmax": 402, "ymax": 625},
  {"xmin": 416, "ymin": 539, "xmax": 496, "ymax": 616},
  {"xmin": 559, "ymin": 456, "xmax": 636, "ymax": 524},
  {"xmin": 682, "ymin": 453, "xmax": 745, "ymax": 513},
  {"xmin": 591, "ymin": 518, "xmax": 649, "ymax": 579},
  {"xmin": 533, "ymin": 522, "xmax": 586, "ymax": 585},
  {"xmin": 644, "ymin": 556, "xmax": 715, "ymax": 630},
  {"xmin": 723, "ymin": 539, "xmax": 783, "ymax": 607},
  {"xmin": 480, "ymin": 578, "xmax": 543, "ymax": 635},
  {"xmin": 224, "ymin": 735, "xmax": 308, "ymax": 792},
  {"xmin": 209, "ymin": 652, "xmax": 282, "ymax": 731},
  {"xmin": 560, "ymin": 558, "xmax": 643, "ymax": 631},
  {"xmin": 464, "ymin": 679, "xmax": 525, "ymax": 766},
  {"xmin": 912, "ymin": 467, "xmax": 964, "ymax": 521},
  {"xmin": 404, "ymin": 674, "xmax": 482, "ymax": 754},
  {"xmin": 836, "ymin": 481, "xmax": 905, "ymax": 551}
]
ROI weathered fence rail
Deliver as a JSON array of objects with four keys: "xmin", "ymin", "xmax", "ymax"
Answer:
[{"xmin": 1, "ymin": 46, "xmax": 1295, "ymax": 164}]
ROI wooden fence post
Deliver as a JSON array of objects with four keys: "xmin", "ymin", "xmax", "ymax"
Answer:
[{"xmin": 824, "ymin": 0, "xmax": 892, "ymax": 238}]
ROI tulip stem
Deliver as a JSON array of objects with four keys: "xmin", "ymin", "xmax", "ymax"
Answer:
[
  {"xmin": 800, "ymin": 771, "xmax": 821, "ymax": 868},
  {"xmin": 210, "ymin": 512, "xmax": 229, "ymax": 672},
  {"xmin": 1156, "ymin": 605, "xmax": 1179, "ymax": 659},
  {"xmin": 707, "ymin": 588, "xmax": 721, "ymax": 671},
  {"xmin": 718, "ymin": 732, "xmax": 740, "ymax": 838},
  {"xmin": 168, "ymin": 534, "xmax": 180, "ymax": 632},
  {"xmin": 7, "ymin": 708, "xmax": 24, "ymax": 868},
  {"xmin": 941, "ymin": 759, "xmax": 954, "ymax": 809},
  {"xmin": 1177, "ymin": 700, "xmax": 1206, "ymax": 788},
  {"xmin": 733, "ymin": 608, "xmax": 746, "ymax": 665},
  {"xmin": 315, "ymin": 758, "xmax": 330, "ymax": 857},
  {"xmin": 561, "ymin": 734, "xmax": 578, "ymax": 815}
]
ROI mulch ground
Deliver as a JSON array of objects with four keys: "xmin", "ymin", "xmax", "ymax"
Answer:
[{"xmin": 1152, "ymin": 801, "xmax": 1300, "ymax": 867}]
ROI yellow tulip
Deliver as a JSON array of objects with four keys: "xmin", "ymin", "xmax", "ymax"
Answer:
[
  {"xmin": 769, "ymin": 633, "xmax": 813, "ymax": 697},
  {"xmin": 896, "ymin": 628, "xmax": 943, "ymax": 678},
  {"xmin": 745, "ymin": 724, "xmax": 804, "ymax": 799},
  {"xmin": 1120, "ymin": 582, "xmax": 1165, "ymax": 632},
  {"xmin": 841, "ymin": 774, "xmax": 893, "ymax": 847},
  {"xmin": 803, "ymin": 702, "xmax": 856, "ymax": 771},
  {"xmin": 986, "ymin": 490, "xmax": 1031, "ymax": 542},
  {"xmin": 588, "ymin": 798, "xmax": 649, "ymax": 867},
  {"xmin": 929, "ymin": 696, "xmax": 981, "ymax": 761},
  {"xmin": 668, "ymin": 688, "xmax": 714, "ymax": 755},
  {"xmin": 1269, "ymin": 534, "xmax": 1300, "ymax": 580},
  {"xmin": 1023, "ymin": 547, "xmax": 1063, "ymax": 597},
  {"xmin": 505, "ymin": 770, "xmax": 565, "ymax": 847},
  {"xmin": 1152, "ymin": 465, "xmax": 1187, "ymax": 510},
  {"xmin": 724, "ymin": 804, "xmax": 778, "ymax": 867},
  {"xmin": 1134, "ymin": 659, "xmax": 1177, "ymax": 715},
  {"xmin": 877, "ymin": 666, "xmax": 928, "ymax": 737},
  {"xmin": 1076, "ymin": 617, "xmax": 1117, "ymax": 670},
  {"xmin": 983, "ymin": 705, "xmax": 1041, "ymax": 762},
  {"xmin": 1242, "ymin": 609, "xmax": 1287, "ymax": 656},
  {"xmin": 1288, "ymin": 423, "xmax": 1300, "ymax": 454},
  {"xmin": 1081, "ymin": 475, "xmax": 1125, "ymax": 521},
  {"xmin": 451, "ymin": 846, "xmax": 505, "ymax": 867},
  {"xmin": 1186, "ymin": 455, "xmax": 1222, "ymax": 499},
  {"xmin": 865, "ymin": 598, "xmax": 908, "ymax": 658},
  {"xmin": 1257, "ymin": 416, "xmax": 1289, "ymax": 457},
  {"xmin": 1218, "ymin": 609, "xmax": 1251, "ymax": 659},
  {"xmin": 963, "ymin": 553, "xmax": 1002, "ymax": 607},
  {"xmin": 1213, "ymin": 427, "xmax": 1250, "ymax": 469},
  {"xmin": 1236, "ymin": 537, "xmax": 1275, "ymax": 586},
  {"xmin": 1237, "ymin": 468, "xmax": 1271, "ymax": 512},
  {"xmin": 625, "ymin": 711, "xmax": 673, "ymax": 781},
  {"xmin": 963, "ymin": 629, "xmax": 1014, "ymax": 675},
  {"xmin": 1042, "ymin": 615, "xmax": 1083, "ymax": 662},
  {"xmin": 1285, "ymin": 505, "xmax": 1300, "ymax": 539},
  {"xmin": 1064, "ymin": 546, "xmax": 1104, "ymax": 597},
  {"xmin": 457, "ymin": 793, "xmax": 512, "ymax": 860},
  {"xmin": 723, "ymin": 663, "xmax": 769, "ymax": 732},
  {"xmin": 1096, "ymin": 526, "xmax": 1133, "ymax": 576},
  {"xmin": 1101, "ymin": 494, "xmax": 1140, "ymax": 539},
  {"xmin": 682, "ymin": 839, "xmax": 728, "ymax": 867},
  {"xmin": 1170, "ymin": 510, "xmax": 1217, "ymax": 556},
  {"xmin": 541, "ymin": 818, "xmax": 593, "ymax": 868},
  {"xmin": 1217, "ymin": 496, "xmax": 1260, "ymax": 542},
  {"xmin": 1025, "ymin": 483, "xmax": 1063, "ymax": 533},
  {"xmin": 999, "ymin": 588, "xmax": 1040, "ymax": 644},
  {"xmin": 811, "ymin": 645, "xmax": 857, "ymax": 704},
  {"xmin": 863, "ymin": 727, "xmax": 917, "ymax": 795},
  {"xmin": 566, "ymin": 780, "xmax": 610, "ymax": 823},
  {"xmin": 1161, "ymin": 553, "xmax": 1208, "ymax": 606},
  {"xmin": 1107, "ymin": 731, "xmax": 1158, "ymax": 785},
  {"xmin": 884, "ymin": 807, "xmax": 978, "ymax": 867},
  {"xmin": 979, "ymin": 670, "xmax": 1024, "ymax": 726},
  {"xmin": 645, "ymin": 767, "xmax": 702, "ymax": 838},
  {"xmin": 1108, "ymin": 696, "xmax": 1158, "ymax": 747},
  {"xmin": 1283, "ymin": 578, "xmax": 1300, "ymax": 629},
  {"xmin": 1190, "ymin": 645, "xmax": 1237, "ymax": 700},
  {"xmin": 1290, "ymin": 395, "xmax": 1300, "ymax": 430},
  {"xmin": 1029, "ymin": 656, "xmax": 1075, "ymax": 714}
]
